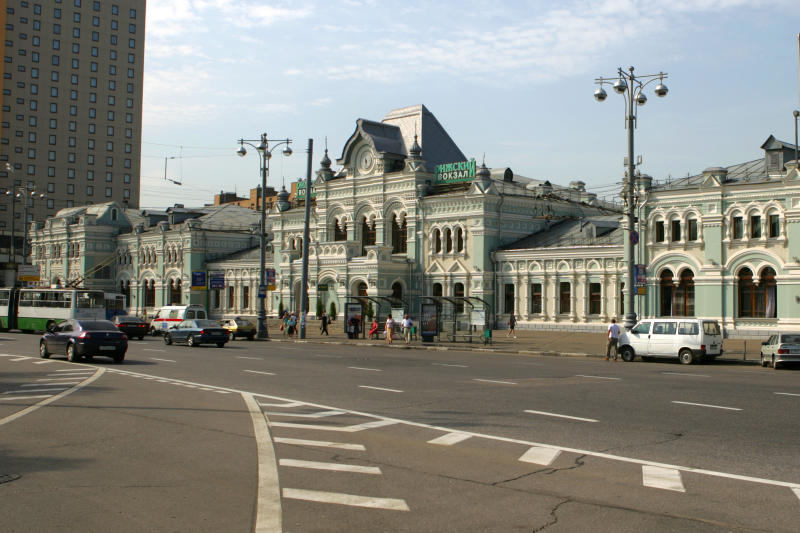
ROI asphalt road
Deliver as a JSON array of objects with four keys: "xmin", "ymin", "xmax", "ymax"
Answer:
[{"xmin": 1, "ymin": 332, "xmax": 799, "ymax": 532}]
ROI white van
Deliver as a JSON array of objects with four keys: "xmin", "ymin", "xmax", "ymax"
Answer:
[
  {"xmin": 617, "ymin": 318, "xmax": 723, "ymax": 364},
  {"xmin": 149, "ymin": 305, "xmax": 207, "ymax": 336}
]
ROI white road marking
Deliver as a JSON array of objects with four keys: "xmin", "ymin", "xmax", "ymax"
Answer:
[
  {"xmin": 642, "ymin": 465, "xmax": 686, "ymax": 492},
  {"xmin": 282, "ymin": 488, "xmax": 409, "ymax": 511},
  {"xmin": 358, "ymin": 385, "xmax": 403, "ymax": 393},
  {"xmin": 432, "ymin": 363, "xmax": 468, "ymax": 368},
  {"xmin": 245, "ymin": 370, "xmax": 276, "ymax": 376},
  {"xmin": 143, "ymin": 349, "xmax": 166, "ymax": 353},
  {"xmin": 266, "ymin": 410, "xmax": 344, "ymax": 419},
  {"xmin": 151, "ymin": 357, "xmax": 176, "ymax": 363},
  {"xmin": 0, "ymin": 395, "xmax": 53, "ymax": 401},
  {"xmin": 519, "ymin": 446, "xmax": 562, "ymax": 466},
  {"xmin": 242, "ymin": 393, "xmax": 282, "ymax": 533},
  {"xmin": 524, "ymin": 410, "xmax": 598, "ymax": 423},
  {"xmin": 671, "ymin": 401, "xmax": 741, "ymax": 411},
  {"xmin": 268, "ymin": 419, "xmax": 397, "ymax": 433},
  {"xmin": 0, "ymin": 368, "xmax": 104, "ymax": 427},
  {"xmin": 279, "ymin": 459, "xmax": 381, "ymax": 475},
  {"xmin": 9, "ymin": 357, "xmax": 30, "ymax": 361},
  {"xmin": 428, "ymin": 432, "xmax": 471, "ymax": 446},
  {"xmin": 348, "ymin": 366, "xmax": 382, "ymax": 372},
  {"xmin": 22, "ymin": 382, "xmax": 77, "ymax": 387},
  {"xmin": 47, "ymin": 372, "xmax": 92, "ymax": 377},
  {"xmin": 473, "ymin": 378, "xmax": 517, "ymax": 385},
  {"xmin": 792, "ymin": 487, "xmax": 800, "ymax": 502},
  {"xmin": 775, "ymin": 392, "xmax": 800, "ymax": 397},
  {"xmin": 575, "ymin": 374, "xmax": 621, "ymax": 381},
  {"xmin": 237, "ymin": 356, "xmax": 262, "ymax": 360},
  {"xmin": 273, "ymin": 437, "xmax": 366, "ymax": 451},
  {"xmin": 661, "ymin": 372, "xmax": 710, "ymax": 378},
  {"xmin": 53, "ymin": 369, "xmax": 93, "ymax": 373},
  {"xmin": 33, "ymin": 360, "xmax": 55, "ymax": 364},
  {"xmin": 315, "ymin": 354, "xmax": 342, "ymax": 358},
  {"xmin": 37, "ymin": 377, "xmax": 85, "ymax": 382},
  {"xmin": 101, "ymin": 367, "xmax": 800, "ymax": 493},
  {"xmin": 3, "ymin": 388, "xmax": 70, "ymax": 394},
  {"xmin": 259, "ymin": 400, "xmax": 304, "ymax": 408}
]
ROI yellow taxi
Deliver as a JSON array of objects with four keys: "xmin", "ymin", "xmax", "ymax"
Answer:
[{"xmin": 220, "ymin": 317, "xmax": 256, "ymax": 341}]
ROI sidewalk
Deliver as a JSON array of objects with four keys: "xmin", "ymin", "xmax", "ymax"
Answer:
[{"xmin": 261, "ymin": 319, "xmax": 762, "ymax": 365}]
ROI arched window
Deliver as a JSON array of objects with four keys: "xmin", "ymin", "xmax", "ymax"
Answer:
[
  {"xmin": 673, "ymin": 269, "xmax": 694, "ymax": 317},
  {"xmin": 391, "ymin": 214, "xmax": 407, "ymax": 254},
  {"xmin": 145, "ymin": 279, "xmax": 155, "ymax": 308},
  {"xmin": 361, "ymin": 217, "xmax": 375, "ymax": 255},
  {"xmin": 660, "ymin": 270, "xmax": 673, "ymax": 317},
  {"xmin": 433, "ymin": 283, "xmax": 443, "ymax": 297},
  {"xmin": 739, "ymin": 267, "xmax": 777, "ymax": 318},
  {"xmin": 456, "ymin": 227, "xmax": 464, "ymax": 252},
  {"xmin": 391, "ymin": 282, "xmax": 403, "ymax": 307},
  {"xmin": 169, "ymin": 278, "xmax": 181, "ymax": 305},
  {"xmin": 433, "ymin": 229, "xmax": 441, "ymax": 253},
  {"xmin": 334, "ymin": 219, "xmax": 347, "ymax": 241},
  {"xmin": 454, "ymin": 282, "xmax": 464, "ymax": 314},
  {"xmin": 445, "ymin": 228, "xmax": 452, "ymax": 252}
]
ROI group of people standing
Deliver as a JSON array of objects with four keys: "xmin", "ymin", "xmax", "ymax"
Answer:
[{"xmin": 367, "ymin": 314, "xmax": 414, "ymax": 344}]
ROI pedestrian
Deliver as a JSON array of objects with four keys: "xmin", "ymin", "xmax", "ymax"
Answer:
[
  {"xmin": 281, "ymin": 311, "xmax": 289, "ymax": 338},
  {"xmin": 385, "ymin": 314, "xmax": 395, "ymax": 344},
  {"xmin": 288, "ymin": 313, "xmax": 297, "ymax": 338},
  {"xmin": 401, "ymin": 314, "xmax": 413, "ymax": 344},
  {"xmin": 368, "ymin": 318, "xmax": 379, "ymax": 340},
  {"xmin": 320, "ymin": 310, "xmax": 329, "ymax": 336},
  {"xmin": 606, "ymin": 318, "xmax": 620, "ymax": 361},
  {"xmin": 507, "ymin": 313, "xmax": 516, "ymax": 338}
]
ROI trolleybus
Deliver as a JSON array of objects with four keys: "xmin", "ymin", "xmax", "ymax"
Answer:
[{"xmin": 0, "ymin": 287, "xmax": 106, "ymax": 332}]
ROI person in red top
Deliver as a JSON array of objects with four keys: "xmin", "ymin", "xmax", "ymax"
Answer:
[{"xmin": 368, "ymin": 318, "xmax": 379, "ymax": 340}]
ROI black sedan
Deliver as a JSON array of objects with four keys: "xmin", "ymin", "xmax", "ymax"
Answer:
[
  {"xmin": 40, "ymin": 319, "xmax": 128, "ymax": 363},
  {"xmin": 163, "ymin": 319, "xmax": 228, "ymax": 347},
  {"xmin": 111, "ymin": 314, "xmax": 149, "ymax": 340}
]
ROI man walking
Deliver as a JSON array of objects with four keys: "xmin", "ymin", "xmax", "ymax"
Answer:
[
  {"xmin": 320, "ymin": 311, "xmax": 329, "ymax": 336},
  {"xmin": 606, "ymin": 318, "xmax": 620, "ymax": 361},
  {"xmin": 401, "ymin": 314, "xmax": 413, "ymax": 344}
]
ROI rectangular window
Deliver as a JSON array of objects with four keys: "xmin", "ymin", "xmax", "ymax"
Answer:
[
  {"xmin": 559, "ymin": 282, "xmax": 571, "ymax": 314},
  {"xmin": 589, "ymin": 283, "xmax": 601, "ymax": 315},
  {"xmin": 105, "ymin": 187, "xmax": 112, "ymax": 197},
  {"xmin": 241, "ymin": 286, "xmax": 249, "ymax": 308},
  {"xmin": 733, "ymin": 216, "xmax": 743, "ymax": 239},
  {"xmin": 530, "ymin": 283, "xmax": 542, "ymax": 314},
  {"xmin": 688, "ymin": 219, "xmax": 698, "ymax": 241},
  {"xmin": 671, "ymin": 220, "xmax": 681, "ymax": 242},
  {"xmin": 750, "ymin": 215, "xmax": 761, "ymax": 238},
  {"xmin": 655, "ymin": 221, "xmax": 665, "ymax": 242},
  {"xmin": 769, "ymin": 214, "xmax": 780, "ymax": 238},
  {"xmin": 503, "ymin": 283, "xmax": 514, "ymax": 314}
]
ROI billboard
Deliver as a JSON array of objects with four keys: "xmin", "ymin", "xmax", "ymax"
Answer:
[{"xmin": 420, "ymin": 303, "xmax": 439, "ymax": 342}]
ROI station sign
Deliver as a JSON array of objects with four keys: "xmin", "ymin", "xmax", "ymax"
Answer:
[
  {"xmin": 209, "ymin": 270, "xmax": 225, "ymax": 289},
  {"xmin": 434, "ymin": 158, "xmax": 476, "ymax": 185},
  {"xmin": 191, "ymin": 271, "xmax": 206, "ymax": 290},
  {"xmin": 295, "ymin": 180, "xmax": 316, "ymax": 199}
]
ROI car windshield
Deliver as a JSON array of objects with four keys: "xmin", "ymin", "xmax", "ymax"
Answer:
[
  {"xmin": 780, "ymin": 334, "xmax": 800, "ymax": 344},
  {"xmin": 195, "ymin": 320, "xmax": 221, "ymax": 328},
  {"xmin": 78, "ymin": 320, "xmax": 117, "ymax": 330}
]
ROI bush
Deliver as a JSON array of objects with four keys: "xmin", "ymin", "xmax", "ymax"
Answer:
[
  {"xmin": 366, "ymin": 301, "xmax": 374, "ymax": 321},
  {"xmin": 316, "ymin": 298, "xmax": 324, "ymax": 317},
  {"xmin": 329, "ymin": 301, "xmax": 337, "ymax": 320},
  {"xmin": 278, "ymin": 300, "xmax": 284, "ymax": 318}
]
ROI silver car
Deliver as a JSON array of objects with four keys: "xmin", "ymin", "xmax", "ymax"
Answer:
[
  {"xmin": 163, "ymin": 319, "xmax": 228, "ymax": 348},
  {"xmin": 760, "ymin": 333, "xmax": 800, "ymax": 369}
]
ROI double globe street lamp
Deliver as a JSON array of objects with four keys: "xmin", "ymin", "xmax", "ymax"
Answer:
[
  {"xmin": 594, "ymin": 66, "xmax": 668, "ymax": 330},
  {"xmin": 236, "ymin": 133, "xmax": 292, "ymax": 339}
]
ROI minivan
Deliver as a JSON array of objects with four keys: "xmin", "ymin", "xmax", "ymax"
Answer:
[
  {"xmin": 617, "ymin": 318, "xmax": 723, "ymax": 364},
  {"xmin": 149, "ymin": 305, "xmax": 207, "ymax": 336}
]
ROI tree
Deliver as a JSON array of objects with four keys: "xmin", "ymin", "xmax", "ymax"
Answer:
[
  {"xmin": 329, "ymin": 301, "xmax": 337, "ymax": 321},
  {"xmin": 316, "ymin": 298, "xmax": 324, "ymax": 318},
  {"xmin": 366, "ymin": 301, "xmax": 374, "ymax": 321},
  {"xmin": 278, "ymin": 300, "xmax": 284, "ymax": 318}
]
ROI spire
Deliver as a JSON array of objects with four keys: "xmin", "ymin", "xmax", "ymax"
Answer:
[
  {"xmin": 277, "ymin": 186, "xmax": 291, "ymax": 212},
  {"xmin": 409, "ymin": 133, "xmax": 422, "ymax": 158}
]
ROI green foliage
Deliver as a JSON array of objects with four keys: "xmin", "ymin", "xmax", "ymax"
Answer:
[
  {"xmin": 316, "ymin": 298, "xmax": 324, "ymax": 317},
  {"xmin": 329, "ymin": 301, "xmax": 337, "ymax": 320},
  {"xmin": 366, "ymin": 301, "xmax": 374, "ymax": 320},
  {"xmin": 278, "ymin": 300, "xmax": 284, "ymax": 317}
]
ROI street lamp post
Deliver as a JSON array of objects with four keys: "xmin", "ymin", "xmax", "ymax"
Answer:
[
  {"xmin": 3, "ymin": 181, "xmax": 45, "ymax": 286},
  {"xmin": 236, "ymin": 134, "xmax": 292, "ymax": 339},
  {"xmin": 594, "ymin": 66, "xmax": 668, "ymax": 330}
]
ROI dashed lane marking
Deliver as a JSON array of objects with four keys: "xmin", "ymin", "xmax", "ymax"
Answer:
[
  {"xmin": 519, "ymin": 446, "xmax": 562, "ymax": 466},
  {"xmin": 575, "ymin": 375, "xmax": 621, "ymax": 381},
  {"xmin": 428, "ymin": 432, "xmax": 471, "ymax": 446},
  {"xmin": 643, "ymin": 465, "xmax": 686, "ymax": 492},
  {"xmin": 259, "ymin": 400, "xmax": 304, "ymax": 408},
  {"xmin": 661, "ymin": 372, "xmax": 710, "ymax": 378},
  {"xmin": 282, "ymin": 488, "xmax": 409, "ymax": 511},
  {"xmin": 32, "ymin": 360, "xmax": 55, "ymax": 364},
  {"xmin": 524, "ymin": 410, "xmax": 598, "ymax": 423},
  {"xmin": 53, "ymin": 369, "xmax": 93, "ymax": 373},
  {"xmin": 273, "ymin": 437, "xmax": 366, "ymax": 451},
  {"xmin": 473, "ymin": 378, "xmax": 517, "ymax": 385},
  {"xmin": 37, "ymin": 377, "xmax": 85, "ymax": 382},
  {"xmin": 358, "ymin": 385, "xmax": 403, "ymax": 393},
  {"xmin": 268, "ymin": 419, "xmax": 397, "ymax": 433},
  {"xmin": 143, "ymin": 349, "xmax": 166, "ymax": 353},
  {"xmin": 21, "ymin": 382, "xmax": 78, "ymax": 387},
  {"xmin": 775, "ymin": 392, "xmax": 800, "ymax": 397},
  {"xmin": 279, "ymin": 459, "xmax": 381, "ymax": 475},
  {"xmin": 9, "ymin": 357, "xmax": 30, "ymax": 362},
  {"xmin": 245, "ymin": 370, "xmax": 276, "ymax": 376},
  {"xmin": 3, "ymin": 387, "xmax": 71, "ymax": 394},
  {"xmin": 348, "ymin": 366, "xmax": 382, "ymax": 372},
  {"xmin": 237, "ymin": 356, "xmax": 263, "ymax": 360},
  {"xmin": 671, "ymin": 401, "xmax": 741, "ymax": 411},
  {"xmin": 266, "ymin": 410, "xmax": 345, "ymax": 419},
  {"xmin": 432, "ymin": 363, "xmax": 468, "ymax": 368},
  {"xmin": 151, "ymin": 357, "xmax": 176, "ymax": 363}
]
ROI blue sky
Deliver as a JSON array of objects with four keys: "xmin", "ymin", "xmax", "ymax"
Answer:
[{"xmin": 140, "ymin": 0, "xmax": 800, "ymax": 208}]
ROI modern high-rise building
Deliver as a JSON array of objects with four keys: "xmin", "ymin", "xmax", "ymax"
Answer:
[{"xmin": 0, "ymin": 0, "xmax": 145, "ymax": 266}]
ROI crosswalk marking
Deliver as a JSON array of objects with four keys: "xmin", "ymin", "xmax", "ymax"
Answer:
[
  {"xmin": 519, "ymin": 446, "xmax": 562, "ymax": 466},
  {"xmin": 3, "ymin": 388, "xmax": 70, "ymax": 394},
  {"xmin": 22, "ymin": 382, "xmax": 77, "ymax": 387},
  {"xmin": 33, "ymin": 360, "xmax": 55, "ymax": 364},
  {"xmin": 259, "ymin": 400, "xmax": 304, "ymax": 408},
  {"xmin": 266, "ymin": 410, "xmax": 345, "ymax": 419},
  {"xmin": 279, "ymin": 459, "xmax": 381, "ymax": 475},
  {"xmin": 9, "ymin": 357, "xmax": 30, "ymax": 362},
  {"xmin": 273, "ymin": 437, "xmax": 366, "ymax": 451},
  {"xmin": 642, "ymin": 465, "xmax": 685, "ymax": 492},
  {"xmin": 53, "ymin": 369, "xmax": 93, "ymax": 373},
  {"xmin": 282, "ymin": 488, "xmax": 409, "ymax": 511},
  {"xmin": 269, "ymin": 419, "xmax": 397, "ymax": 433},
  {"xmin": 428, "ymin": 432, "xmax": 471, "ymax": 446},
  {"xmin": 0, "ymin": 395, "xmax": 52, "ymax": 401}
]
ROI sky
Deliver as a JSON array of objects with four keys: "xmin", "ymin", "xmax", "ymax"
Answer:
[{"xmin": 139, "ymin": 0, "xmax": 800, "ymax": 208}]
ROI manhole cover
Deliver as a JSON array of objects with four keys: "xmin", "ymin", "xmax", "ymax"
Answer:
[{"xmin": 0, "ymin": 474, "xmax": 21, "ymax": 485}]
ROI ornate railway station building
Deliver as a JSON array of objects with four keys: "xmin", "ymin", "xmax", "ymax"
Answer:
[{"xmin": 28, "ymin": 105, "xmax": 800, "ymax": 337}]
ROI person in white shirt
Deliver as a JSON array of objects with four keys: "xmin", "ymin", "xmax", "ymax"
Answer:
[
  {"xmin": 401, "ymin": 314, "xmax": 413, "ymax": 344},
  {"xmin": 385, "ymin": 314, "xmax": 395, "ymax": 344},
  {"xmin": 606, "ymin": 318, "xmax": 621, "ymax": 361}
]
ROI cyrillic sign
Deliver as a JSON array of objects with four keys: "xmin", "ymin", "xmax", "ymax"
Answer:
[
  {"xmin": 435, "ymin": 158, "xmax": 476, "ymax": 185},
  {"xmin": 296, "ymin": 180, "xmax": 316, "ymax": 199}
]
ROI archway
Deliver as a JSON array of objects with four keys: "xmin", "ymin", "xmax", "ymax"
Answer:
[{"xmin": 659, "ymin": 270, "xmax": 673, "ymax": 316}]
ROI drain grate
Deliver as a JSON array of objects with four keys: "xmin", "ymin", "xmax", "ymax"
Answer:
[{"xmin": 0, "ymin": 474, "xmax": 21, "ymax": 485}]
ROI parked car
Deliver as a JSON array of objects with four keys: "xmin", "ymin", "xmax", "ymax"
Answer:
[
  {"xmin": 760, "ymin": 333, "xmax": 800, "ymax": 369},
  {"xmin": 617, "ymin": 318, "xmax": 723, "ymax": 364},
  {"xmin": 39, "ymin": 319, "xmax": 127, "ymax": 363},
  {"xmin": 220, "ymin": 318, "xmax": 256, "ymax": 341},
  {"xmin": 112, "ymin": 315, "xmax": 149, "ymax": 340},
  {"xmin": 163, "ymin": 319, "xmax": 228, "ymax": 347}
]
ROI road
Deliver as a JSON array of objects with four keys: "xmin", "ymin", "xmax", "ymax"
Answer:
[{"xmin": 1, "ymin": 332, "xmax": 798, "ymax": 532}]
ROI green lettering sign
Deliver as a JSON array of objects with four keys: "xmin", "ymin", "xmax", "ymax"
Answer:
[
  {"xmin": 434, "ymin": 158, "xmax": 476, "ymax": 185},
  {"xmin": 296, "ymin": 180, "xmax": 316, "ymax": 199}
]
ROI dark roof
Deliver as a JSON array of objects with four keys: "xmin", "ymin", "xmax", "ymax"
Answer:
[
  {"xmin": 500, "ymin": 216, "xmax": 623, "ymax": 250},
  {"xmin": 207, "ymin": 245, "xmax": 263, "ymax": 264}
]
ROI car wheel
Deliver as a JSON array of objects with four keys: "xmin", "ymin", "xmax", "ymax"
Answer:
[
  {"xmin": 164, "ymin": 334, "xmax": 172, "ymax": 345},
  {"xmin": 187, "ymin": 335, "xmax": 196, "ymax": 347},
  {"xmin": 138, "ymin": 336, "xmax": 144, "ymax": 340},
  {"xmin": 620, "ymin": 346, "xmax": 635, "ymax": 362},
  {"xmin": 216, "ymin": 342, "xmax": 225, "ymax": 348},
  {"xmin": 113, "ymin": 352, "xmax": 125, "ymax": 364},
  {"xmin": 761, "ymin": 354, "xmax": 767, "ymax": 367},
  {"xmin": 39, "ymin": 341, "xmax": 50, "ymax": 359},
  {"xmin": 247, "ymin": 334, "xmax": 254, "ymax": 341},
  {"xmin": 150, "ymin": 327, "xmax": 158, "ymax": 336},
  {"xmin": 678, "ymin": 349, "xmax": 694, "ymax": 365},
  {"xmin": 67, "ymin": 343, "xmax": 81, "ymax": 363}
]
